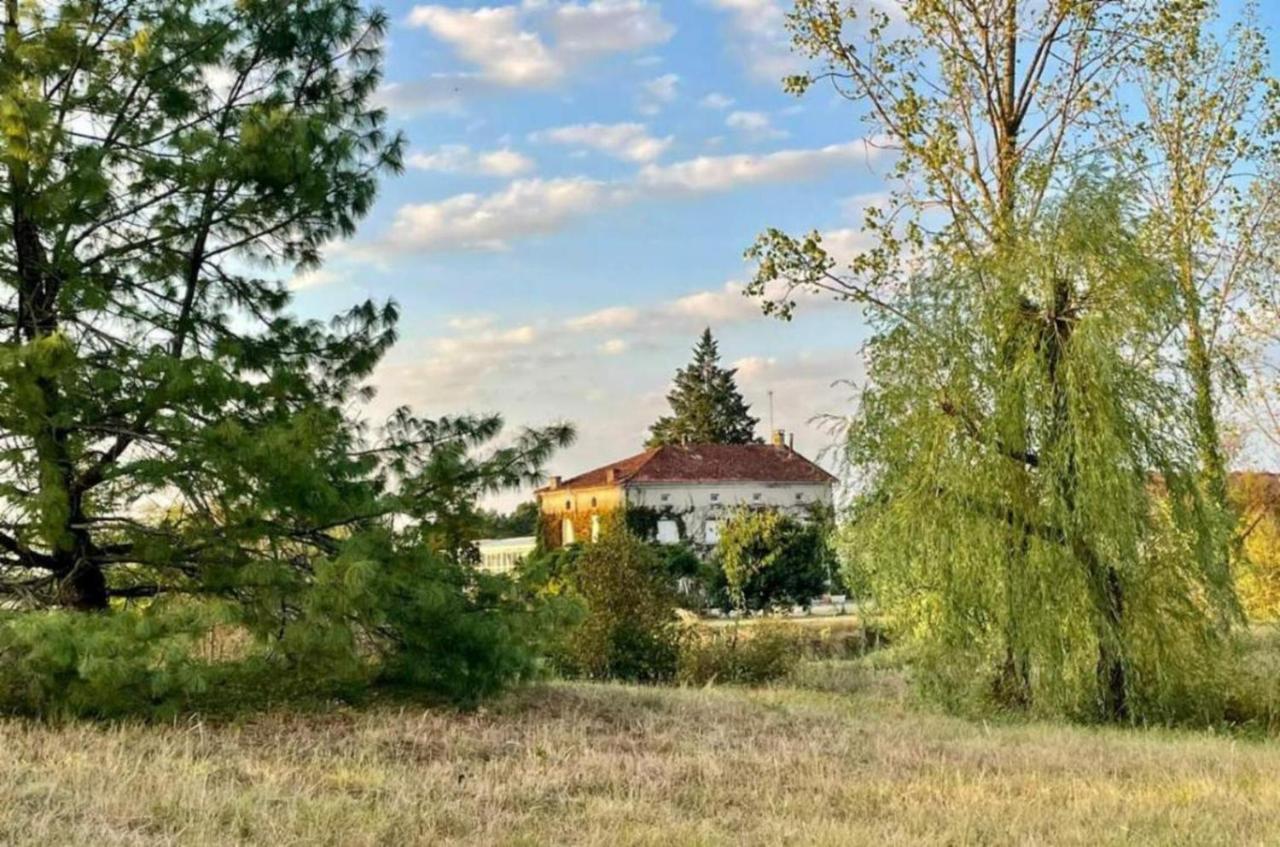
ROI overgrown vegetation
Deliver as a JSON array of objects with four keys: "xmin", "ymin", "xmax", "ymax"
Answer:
[
  {"xmin": 553, "ymin": 525, "xmax": 682, "ymax": 683},
  {"xmin": 677, "ymin": 620, "xmax": 801, "ymax": 686},
  {"xmin": 0, "ymin": 0, "xmax": 572, "ymax": 716},
  {"xmin": 712, "ymin": 506, "xmax": 832, "ymax": 613},
  {"xmin": 749, "ymin": 0, "xmax": 1279, "ymax": 725}
]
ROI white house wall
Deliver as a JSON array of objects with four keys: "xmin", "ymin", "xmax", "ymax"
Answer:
[{"xmin": 625, "ymin": 481, "xmax": 831, "ymax": 547}]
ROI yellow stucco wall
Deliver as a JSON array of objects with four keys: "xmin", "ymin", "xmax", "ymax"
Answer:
[{"xmin": 537, "ymin": 484, "xmax": 625, "ymax": 549}]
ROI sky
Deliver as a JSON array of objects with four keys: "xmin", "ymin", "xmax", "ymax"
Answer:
[{"xmin": 291, "ymin": 0, "xmax": 1280, "ymax": 508}]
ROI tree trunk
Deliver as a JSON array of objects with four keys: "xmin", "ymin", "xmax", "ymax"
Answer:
[
  {"xmin": 57, "ymin": 558, "xmax": 109, "ymax": 611},
  {"xmin": 1096, "ymin": 565, "xmax": 1128, "ymax": 721}
]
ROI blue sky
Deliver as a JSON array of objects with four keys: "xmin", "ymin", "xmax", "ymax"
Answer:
[{"xmin": 291, "ymin": 1, "xmax": 1280, "ymax": 502}]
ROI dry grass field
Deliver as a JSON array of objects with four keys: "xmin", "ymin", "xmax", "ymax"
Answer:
[{"xmin": 4, "ymin": 649, "xmax": 1280, "ymax": 847}]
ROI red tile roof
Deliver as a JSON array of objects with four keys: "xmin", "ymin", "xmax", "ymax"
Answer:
[{"xmin": 539, "ymin": 444, "xmax": 837, "ymax": 492}]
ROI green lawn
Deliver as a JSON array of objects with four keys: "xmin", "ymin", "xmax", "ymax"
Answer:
[{"xmin": 4, "ymin": 651, "xmax": 1280, "ymax": 846}]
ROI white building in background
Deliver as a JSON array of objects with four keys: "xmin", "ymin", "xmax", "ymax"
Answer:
[
  {"xmin": 535, "ymin": 432, "xmax": 837, "ymax": 554},
  {"xmin": 476, "ymin": 536, "xmax": 537, "ymax": 574}
]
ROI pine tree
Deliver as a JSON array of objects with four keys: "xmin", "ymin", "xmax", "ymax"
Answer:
[
  {"xmin": 0, "ymin": 1, "xmax": 573, "ymax": 617},
  {"xmin": 647, "ymin": 329, "xmax": 760, "ymax": 447}
]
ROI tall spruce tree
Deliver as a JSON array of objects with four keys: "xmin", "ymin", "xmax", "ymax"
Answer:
[{"xmin": 647, "ymin": 329, "xmax": 760, "ymax": 447}]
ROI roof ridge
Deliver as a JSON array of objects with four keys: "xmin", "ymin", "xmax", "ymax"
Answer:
[{"xmin": 619, "ymin": 445, "xmax": 663, "ymax": 483}]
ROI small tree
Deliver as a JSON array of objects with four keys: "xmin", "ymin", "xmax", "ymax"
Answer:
[
  {"xmin": 647, "ymin": 328, "xmax": 760, "ymax": 447},
  {"xmin": 715, "ymin": 507, "xmax": 828, "ymax": 613},
  {"xmin": 562, "ymin": 524, "xmax": 680, "ymax": 682}
]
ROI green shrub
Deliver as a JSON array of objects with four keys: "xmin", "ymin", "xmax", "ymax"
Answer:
[
  {"xmin": 272, "ymin": 531, "xmax": 549, "ymax": 707},
  {"xmin": 0, "ymin": 532, "xmax": 553, "ymax": 719},
  {"xmin": 677, "ymin": 621, "xmax": 801, "ymax": 686},
  {"xmin": 713, "ymin": 508, "xmax": 831, "ymax": 612},
  {"xmin": 559, "ymin": 527, "xmax": 681, "ymax": 683},
  {"xmin": 0, "ymin": 602, "xmax": 231, "ymax": 720}
]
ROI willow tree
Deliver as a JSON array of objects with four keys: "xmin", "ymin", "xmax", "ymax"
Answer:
[
  {"xmin": 748, "ymin": 0, "xmax": 1251, "ymax": 720},
  {"xmin": 843, "ymin": 179, "xmax": 1236, "ymax": 721}
]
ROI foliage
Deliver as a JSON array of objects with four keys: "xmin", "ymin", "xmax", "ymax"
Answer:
[
  {"xmin": 1118, "ymin": 1, "xmax": 1280, "ymax": 515},
  {"xmin": 677, "ymin": 621, "xmax": 801, "ymax": 686},
  {"xmin": 647, "ymin": 328, "xmax": 760, "ymax": 447},
  {"xmin": 0, "ymin": 603, "xmax": 230, "ymax": 720},
  {"xmin": 558, "ymin": 526, "xmax": 681, "ymax": 683},
  {"xmin": 0, "ymin": 527, "xmax": 565, "ymax": 718},
  {"xmin": 837, "ymin": 177, "xmax": 1239, "ymax": 723},
  {"xmin": 747, "ymin": 0, "xmax": 1272, "ymax": 725},
  {"xmin": 656, "ymin": 543, "xmax": 702, "ymax": 581},
  {"xmin": 476, "ymin": 502, "xmax": 541, "ymax": 540},
  {"xmin": 0, "ymin": 0, "xmax": 579, "ymax": 713},
  {"xmin": 1233, "ymin": 473, "xmax": 1280, "ymax": 621},
  {"xmin": 713, "ymin": 507, "xmax": 830, "ymax": 613}
]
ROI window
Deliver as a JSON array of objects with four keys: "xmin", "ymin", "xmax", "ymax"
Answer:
[
  {"xmin": 565, "ymin": 499, "xmax": 572, "ymax": 510},
  {"xmin": 562, "ymin": 518, "xmax": 575, "ymax": 545},
  {"xmin": 795, "ymin": 492, "xmax": 805, "ymax": 502},
  {"xmin": 656, "ymin": 519, "xmax": 679, "ymax": 544},
  {"xmin": 590, "ymin": 496, "xmax": 597, "ymax": 508},
  {"xmin": 753, "ymin": 492, "xmax": 762, "ymax": 501},
  {"xmin": 710, "ymin": 493, "xmax": 720, "ymax": 503},
  {"xmin": 590, "ymin": 514, "xmax": 601, "ymax": 543},
  {"xmin": 660, "ymin": 493, "xmax": 671, "ymax": 503},
  {"xmin": 704, "ymin": 519, "xmax": 721, "ymax": 545}
]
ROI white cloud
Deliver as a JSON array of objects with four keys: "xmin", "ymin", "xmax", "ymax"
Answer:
[
  {"xmin": 637, "ymin": 73, "xmax": 679, "ymax": 114},
  {"xmin": 407, "ymin": 145, "xmax": 536, "ymax": 177},
  {"xmin": 568, "ymin": 281, "xmax": 761, "ymax": 335},
  {"xmin": 447, "ymin": 314, "xmax": 497, "ymax": 332},
  {"xmin": 548, "ymin": 1, "xmax": 675, "ymax": 55},
  {"xmin": 531, "ymin": 122, "xmax": 672, "ymax": 163},
  {"xmin": 637, "ymin": 137, "xmax": 890, "ymax": 194},
  {"xmin": 700, "ymin": 92, "xmax": 736, "ymax": 110},
  {"xmin": 703, "ymin": 0, "xmax": 797, "ymax": 83},
  {"xmin": 408, "ymin": 6, "xmax": 562, "ymax": 87},
  {"xmin": 725, "ymin": 110, "xmax": 788, "ymax": 141},
  {"xmin": 565, "ymin": 305, "xmax": 642, "ymax": 332},
  {"xmin": 288, "ymin": 268, "xmax": 342, "ymax": 291},
  {"xmin": 407, "ymin": 2, "xmax": 673, "ymax": 89},
  {"xmin": 368, "ymin": 137, "xmax": 892, "ymax": 255},
  {"xmin": 820, "ymin": 228, "xmax": 876, "ymax": 267},
  {"xmin": 374, "ymin": 75, "xmax": 500, "ymax": 116},
  {"xmin": 381, "ymin": 177, "xmax": 619, "ymax": 253},
  {"xmin": 599, "ymin": 338, "xmax": 630, "ymax": 355}
]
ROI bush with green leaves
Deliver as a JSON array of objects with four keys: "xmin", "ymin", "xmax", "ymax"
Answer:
[
  {"xmin": 559, "ymin": 527, "xmax": 681, "ymax": 683},
  {"xmin": 713, "ymin": 508, "xmax": 831, "ymax": 613}
]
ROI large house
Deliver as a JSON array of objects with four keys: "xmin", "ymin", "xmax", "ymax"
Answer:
[{"xmin": 535, "ymin": 432, "xmax": 836, "ymax": 551}]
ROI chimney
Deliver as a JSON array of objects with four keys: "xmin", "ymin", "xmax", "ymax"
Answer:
[
  {"xmin": 548, "ymin": 475, "xmax": 561, "ymax": 489},
  {"xmin": 606, "ymin": 468, "xmax": 617, "ymax": 483},
  {"xmin": 771, "ymin": 429, "xmax": 786, "ymax": 448},
  {"xmin": 788, "ymin": 432, "xmax": 795, "ymax": 452}
]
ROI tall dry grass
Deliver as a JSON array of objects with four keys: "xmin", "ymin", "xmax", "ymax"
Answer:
[{"xmin": 2, "ymin": 660, "xmax": 1280, "ymax": 846}]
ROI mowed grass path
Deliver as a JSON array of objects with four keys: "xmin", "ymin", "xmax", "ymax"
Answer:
[{"xmin": 3, "ymin": 664, "xmax": 1280, "ymax": 846}]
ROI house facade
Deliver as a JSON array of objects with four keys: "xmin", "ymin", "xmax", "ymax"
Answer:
[
  {"xmin": 475, "ymin": 536, "xmax": 538, "ymax": 574},
  {"xmin": 535, "ymin": 433, "xmax": 836, "ymax": 552}
]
